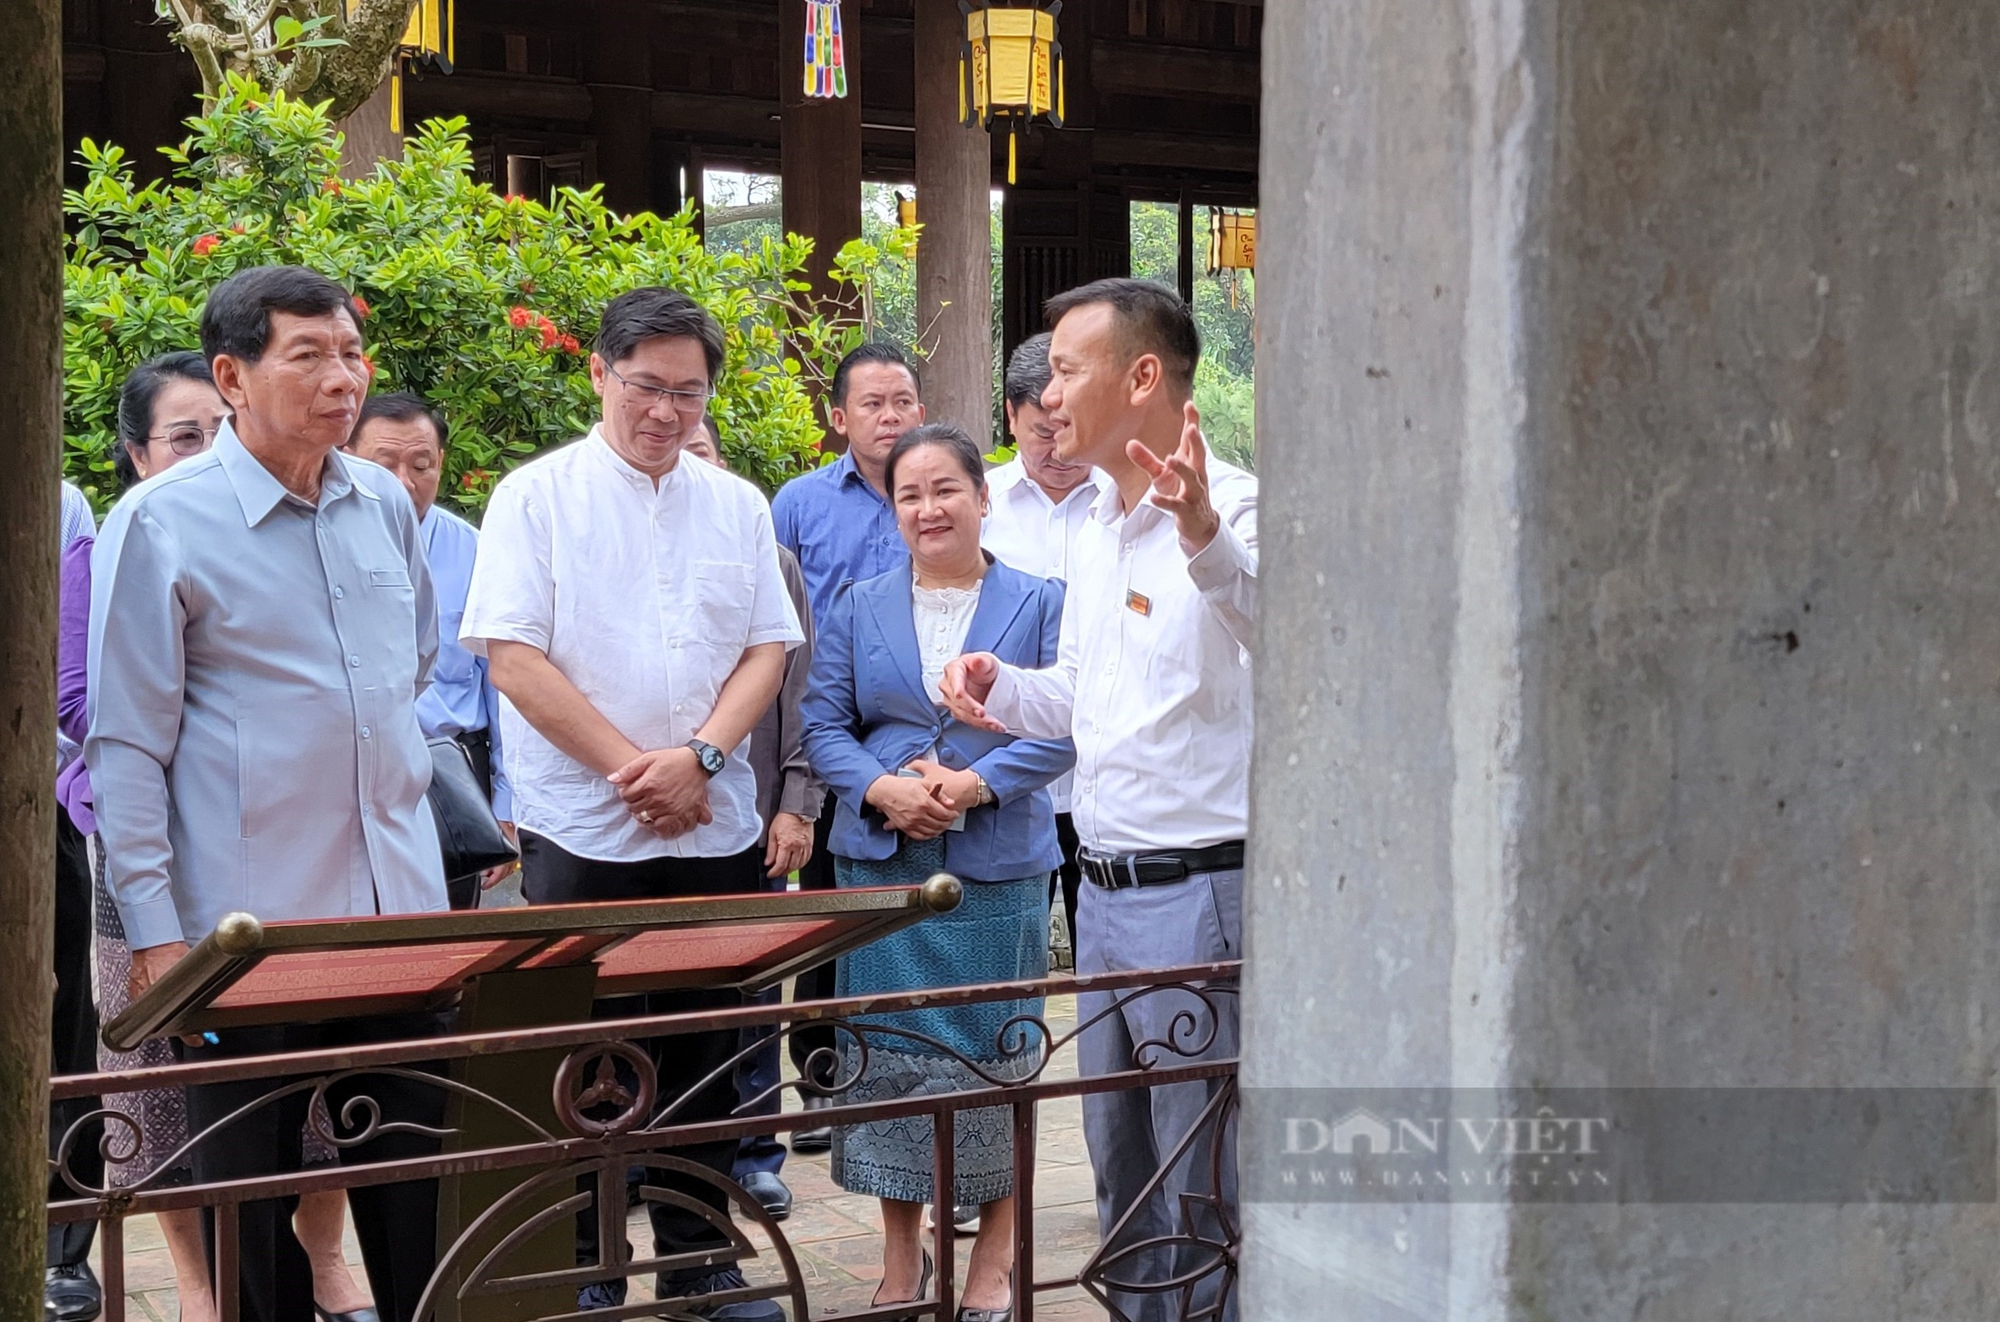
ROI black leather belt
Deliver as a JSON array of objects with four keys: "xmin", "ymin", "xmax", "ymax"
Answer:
[{"xmin": 1079, "ymin": 841, "xmax": 1245, "ymax": 890}]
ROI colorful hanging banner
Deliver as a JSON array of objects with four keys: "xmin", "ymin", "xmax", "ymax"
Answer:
[{"xmin": 804, "ymin": 0, "xmax": 848, "ymax": 99}]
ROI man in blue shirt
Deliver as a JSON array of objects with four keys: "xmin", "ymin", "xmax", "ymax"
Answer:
[
  {"xmin": 768, "ymin": 341, "xmax": 923, "ymax": 1143},
  {"xmin": 346, "ymin": 391, "xmax": 515, "ymax": 907},
  {"xmin": 89, "ymin": 266, "xmax": 450, "ymax": 1322}
]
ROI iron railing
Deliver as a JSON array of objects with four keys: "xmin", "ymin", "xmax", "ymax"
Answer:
[{"xmin": 48, "ymin": 960, "xmax": 1241, "ymax": 1322}]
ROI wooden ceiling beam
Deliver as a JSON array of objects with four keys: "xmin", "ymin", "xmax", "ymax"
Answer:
[{"xmin": 1091, "ymin": 38, "xmax": 1259, "ymax": 102}]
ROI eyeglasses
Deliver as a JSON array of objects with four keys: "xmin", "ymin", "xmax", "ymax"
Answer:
[
  {"xmin": 148, "ymin": 424, "xmax": 222, "ymax": 456},
  {"xmin": 607, "ymin": 364, "xmax": 712, "ymax": 413}
]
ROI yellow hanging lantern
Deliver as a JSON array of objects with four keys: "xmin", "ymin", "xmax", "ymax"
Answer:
[
  {"xmin": 959, "ymin": 0, "xmax": 1065, "ymax": 185},
  {"xmin": 386, "ymin": 0, "xmax": 455, "ymax": 133},
  {"xmin": 1207, "ymin": 208, "xmax": 1256, "ymax": 309},
  {"xmin": 1207, "ymin": 208, "xmax": 1256, "ymax": 273},
  {"xmin": 896, "ymin": 191, "xmax": 917, "ymax": 228}
]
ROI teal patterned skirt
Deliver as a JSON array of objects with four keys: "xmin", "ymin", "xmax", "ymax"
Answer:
[{"xmin": 828, "ymin": 836, "xmax": 1048, "ymax": 1205}]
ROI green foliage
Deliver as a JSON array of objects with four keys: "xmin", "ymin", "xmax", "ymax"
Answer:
[
  {"xmin": 63, "ymin": 77, "xmax": 915, "ymax": 512},
  {"xmin": 1129, "ymin": 201, "xmax": 1256, "ymax": 468}
]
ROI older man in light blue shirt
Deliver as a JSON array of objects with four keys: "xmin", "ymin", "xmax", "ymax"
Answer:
[{"xmin": 86, "ymin": 265, "xmax": 449, "ymax": 1322}]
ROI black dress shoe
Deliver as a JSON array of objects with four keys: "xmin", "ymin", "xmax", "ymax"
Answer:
[
  {"xmin": 44, "ymin": 1263, "xmax": 102, "ymax": 1322},
  {"xmin": 955, "ymin": 1268, "xmax": 1014, "ymax": 1322},
  {"xmin": 871, "ymin": 1249, "xmax": 933, "ymax": 1322},
  {"xmin": 790, "ymin": 1093, "xmax": 834, "ymax": 1153},
  {"xmin": 315, "ymin": 1307, "xmax": 381, "ymax": 1322},
  {"xmin": 740, "ymin": 1170, "xmax": 793, "ymax": 1220}
]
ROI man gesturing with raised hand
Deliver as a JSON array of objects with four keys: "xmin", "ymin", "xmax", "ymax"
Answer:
[{"xmin": 940, "ymin": 279, "xmax": 1255, "ymax": 1322}]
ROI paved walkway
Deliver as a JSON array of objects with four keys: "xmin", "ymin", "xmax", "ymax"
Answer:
[{"xmin": 102, "ymin": 993, "xmax": 1108, "ymax": 1321}]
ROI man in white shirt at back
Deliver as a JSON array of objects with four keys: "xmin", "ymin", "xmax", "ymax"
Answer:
[
  {"xmin": 980, "ymin": 331, "xmax": 1109, "ymax": 959},
  {"xmin": 942, "ymin": 279, "xmax": 1254, "ymax": 1322},
  {"xmin": 461, "ymin": 287, "xmax": 800, "ymax": 1321}
]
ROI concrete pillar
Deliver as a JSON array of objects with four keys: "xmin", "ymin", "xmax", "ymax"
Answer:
[
  {"xmin": 1244, "ymin": 0, "xmax": 2000, "ymax": 1317},
  {"xmin": 913, "ymin": 0, "xmax": 995, "ymax": 443},
  {"xmin": 0, "ymin": 0, "xmax": 60, "ymax": 1309}
]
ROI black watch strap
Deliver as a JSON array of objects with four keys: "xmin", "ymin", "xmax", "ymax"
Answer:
[{"xmin": 686, "ymin": 739, "xmax": 725, "ymax": 777}]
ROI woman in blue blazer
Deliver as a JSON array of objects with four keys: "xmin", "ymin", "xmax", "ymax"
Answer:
[{"xmin": 802, "ymin": 422, "xmax": 1072, "ymax": 1322}]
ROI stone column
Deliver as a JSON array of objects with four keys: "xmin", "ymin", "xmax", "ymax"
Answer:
[
  {"xmin": 0, "ymin": 0, "xmax": 60, "ymax": 1310},
  {"xmin": 914, "ymin": 0, "xmax": 995, "ymax": 443},
  {"xmin": 1244, "ymin": 0, "xmax": 2000, "ymax": 1317}
]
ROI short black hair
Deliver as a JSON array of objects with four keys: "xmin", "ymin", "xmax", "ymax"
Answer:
[
  {"xmin": 831, "ymin": 341, "xmax": 921, "ymax": 409},
  {"xmin": 1044, "ymin": 277, "xmax": 1201, "ymax": 393},
  {"xmin": 596, "ymin": 287, "xmax": 724, "ymax": 383},
  {"xmin": 115, "ymin": 351, "xmax": 214, "ymax": 490},
  {"xmin": 885, "ymin": 421, "xmax": 986, "ymax": 494},
  {"xmin": 699, "ymin": 408, "xmax": 722, "ymax": 444},
  {"xmin": 352, "ymin": 391, "xmax": 449, "ymax": 450},
  {"xmin": 1003, "ymin": 332, "xmax": 1053, "ymax": 411},
  {"xmin": 200, "ymin": 265, "xmax": 361, "ymax": 365}
]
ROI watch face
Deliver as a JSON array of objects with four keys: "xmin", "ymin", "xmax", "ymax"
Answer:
[{"xmin": 697, "ymin": 744, "xmax": 726, "ymax": 776}]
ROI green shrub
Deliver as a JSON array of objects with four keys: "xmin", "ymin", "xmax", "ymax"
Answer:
[{"xmin": 64, "ymin": 76, "xmax": 913, "ymax": 512}]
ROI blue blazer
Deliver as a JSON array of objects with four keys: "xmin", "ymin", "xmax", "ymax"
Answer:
[{"xmin": 801, "ymin": 558, "xmax": 1074, "ymax": 882}]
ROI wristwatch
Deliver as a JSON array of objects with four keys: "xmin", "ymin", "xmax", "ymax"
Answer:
[
  {"xmin": 685, "ymin": 739, "xmax": 726, "ymax": 778},
  {"xmin": 973, "ymin": 774, "xmax": 994, "ymax": 807}
]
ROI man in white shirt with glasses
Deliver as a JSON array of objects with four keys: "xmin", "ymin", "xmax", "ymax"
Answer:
[{"xmin": 462, "ymin": 287, "xmax": 801, "ymax": 1321}]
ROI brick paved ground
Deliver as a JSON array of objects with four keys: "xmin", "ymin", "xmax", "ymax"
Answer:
[{"xmin": 98, "ymin": 992, "xmax": 1108, "ymax": 1321}]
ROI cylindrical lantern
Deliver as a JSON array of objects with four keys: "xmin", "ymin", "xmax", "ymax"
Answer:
[
  {"xmin": 387, "ymin": 0, "xmax": 455, "ymax": 133},
  {"xmin": 1207, "ymin": 208, "xmax": 1257, "ymax": 273},
  {"xmin": 959, "ymin": 1, "xmax": 1066, "ymax": 185}
]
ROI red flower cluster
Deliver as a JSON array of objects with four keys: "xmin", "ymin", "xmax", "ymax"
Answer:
[
  {"xmin": 507, "ymin": 305, "xmax": 577, "ymax": 354},
  {"xmin": 560, "ymin": 335, "xmax": 582, "ymax": 355},
  {"xmin": 192, "ymin": 234, "xmax": 220, "ymax": 257},
  {"xmin": 351, "ymin": 295, "xmax": 370, "ymax": 319},
  {"xmin": 229, "ymin": 222, "xmax": 246, "ymax": 234},
  {"xmin": 501, "ymin": 193, "xmax": 525, "ymax": 205},
  {"xmin": 361, "ymin": 352, "xmax": 376, "ymax": 377},
  {"xmin": 508, "ymin": 306, "xmax": 532, "ymax": 328},
  {"xmin": 459, "ymin": 468, "xmax": 492, "ymax": 492},
  {"xmin": 323, "ymin": 178, "xmax": 343, "ymax": 195}
]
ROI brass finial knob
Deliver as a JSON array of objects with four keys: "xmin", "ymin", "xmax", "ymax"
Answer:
[
  {"xmin": 919, "ymin": 873, "xmax": 964, "ymax": 914},
  {"xmin": 213, "ymin": 912, "xmax": 265, "ymax": 955}
]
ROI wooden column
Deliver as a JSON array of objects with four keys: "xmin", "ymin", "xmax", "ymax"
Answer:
[
  {"xmin": 781, "ymin": 0, "xmax": 862, "ymax": 449},
  {"xmin": 1177, "ymin": 189, "xmax": 1196, "ymax": 303},
  {"xmin": 337, "ymin": 79, "xmax": 400, "ymax": 178},
  {"xmin": 0, "ymin": 0, "xmax": 60, "ymax": 1311},
  {"xmin": 586, "ymin": 0, "xmax": 654, "ymax": 215},
  {"xmin": 914, "ymin": 0, "xmax": 995, "ymax": 443},
  {"xmin": 780, "ymin": 0, "xmax": 863, "ymax": 304}
]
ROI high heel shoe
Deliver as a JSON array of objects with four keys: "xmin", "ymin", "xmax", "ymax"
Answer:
[
  {"xmin": 872, "ymin": 1248, "xmax": 933, "ymax": 1322},
  {"xmin": 955, "ymin": 1267, "xmax": 1014, "ymax": 1322}
]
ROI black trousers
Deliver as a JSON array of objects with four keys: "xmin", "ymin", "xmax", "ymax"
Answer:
[
  {"xmin": 180, "ymin": 1012, "xmax": 448, "ymax": 1322},
  {"xmin": 48, "ymin": 811, "xmax": 102, "ymax": 1269},
  {"xmin": 1052, "ymin": 811, "xmax": 1082, "ymax": 953},
  {"xmin": 519, "ymin": 832, "xmax": 763, "ymax": 1283},
  {"xmin": 786, "ymin": 807, "xmax": 840, "ymax": 1086}
]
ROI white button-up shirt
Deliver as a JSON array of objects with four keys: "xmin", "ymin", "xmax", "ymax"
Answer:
[
  {"xmin": 87, "ymin": 425, "xmax": 446, "ymax": 950},
  {"xmin": 980, "ymin": 457, "xmax": 1110, "ymax": 812},
  {"xmin": 983, "ymin": 460, "xmax": 1257, "ymax": 855},
  {"xmin": 460, "ymin": 427, "xmax": 803, "ymax": 863}
]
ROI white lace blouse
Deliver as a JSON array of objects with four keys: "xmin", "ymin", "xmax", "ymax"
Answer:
[{"xmin": 913, "ymin": 582, "xmax": 983, "ymax": 704}]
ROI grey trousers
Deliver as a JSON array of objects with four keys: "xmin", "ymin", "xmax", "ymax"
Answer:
[{"xmin": 1076, "ymin": 867, "xmax": 1241, "ymax": 1322}]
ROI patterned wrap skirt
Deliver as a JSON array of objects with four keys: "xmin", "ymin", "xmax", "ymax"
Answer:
[{"xmin": 828, "ymin": 836, "xmax": 1049, "ymax": 1206}]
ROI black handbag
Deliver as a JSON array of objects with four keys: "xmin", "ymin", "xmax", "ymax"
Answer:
[{"xmin": 426, "ymin": 736, "xmax": 517, "ymax": 902}]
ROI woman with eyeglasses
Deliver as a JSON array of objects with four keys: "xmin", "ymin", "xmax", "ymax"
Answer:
[{"xmin": 58, "ymin": 352, "xmax": 378, "ymax": 1322}]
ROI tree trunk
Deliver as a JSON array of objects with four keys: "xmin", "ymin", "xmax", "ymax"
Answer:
[{"xmin": 0, "ymin": 0, "xmax": 63, "ymax": 1312}]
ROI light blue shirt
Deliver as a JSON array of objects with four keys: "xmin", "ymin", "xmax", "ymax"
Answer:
[
  {"xmin": 87, "ymin": 424, "xmax": 446, "ymax": 950},
  {"xmin": 417, "ymin": 505, "xmax": 511, "ymax": 819},
  {"xmin": 770, "ymin": 451, "xmax": 907, "ymax": 628},
  {"xmin": 60, "ymin": 481, "xmax": 95, "ymax": 550}
]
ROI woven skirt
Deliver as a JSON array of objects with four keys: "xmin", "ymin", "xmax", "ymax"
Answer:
[{"xmin": 828, "ymin": 837, "xmax": 1048, "ymax": 1206}]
